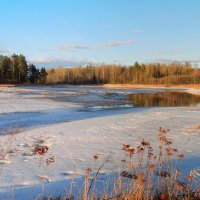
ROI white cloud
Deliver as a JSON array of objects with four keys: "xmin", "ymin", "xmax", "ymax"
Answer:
[{"xmin": 58, "ymin": 40, "xmax": 134, "ymax": 51}]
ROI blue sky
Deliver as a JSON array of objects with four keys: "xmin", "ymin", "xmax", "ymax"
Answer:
[{"xmin": 0, "ymin": 0, "xmax": 200, "ymax": 67}]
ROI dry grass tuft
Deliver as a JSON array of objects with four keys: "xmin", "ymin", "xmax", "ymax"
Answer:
[
  {"xmin": 0, "ymin": 128, "xmax": 199, "ymax": 200},
  {"xmin": 61, "ymin": 127, "xmax": 199, "ymax": 200},
  {"xmin": 187, "ymin": 124, "xmax": 200, "ymax": 134}
]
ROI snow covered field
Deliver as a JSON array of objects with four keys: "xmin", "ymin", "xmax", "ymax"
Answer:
[{"xmin": 0, "ymin": 86, "xmax": 200, "ymax": 199}]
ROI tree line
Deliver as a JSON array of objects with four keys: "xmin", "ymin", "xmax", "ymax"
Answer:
[
  {"xmin": 0, "ymin": 54, "xmax": 48, "ymax": 84},
  {"xmin": 1, "ymin": 55, "xmax": 199, "ymax": 85},
  {"xmin": 47, "ymin": 62, "xmax": 200, "ymax": 85}
]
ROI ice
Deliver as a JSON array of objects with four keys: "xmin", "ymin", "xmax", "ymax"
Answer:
[{"xmin": 0, "ymin": 86, "xmax": 200, "ymax": 199}]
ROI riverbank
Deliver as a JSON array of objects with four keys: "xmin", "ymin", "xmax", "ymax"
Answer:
[
  {"xmin": 1, "ymin": 83, "xmax": 200, "ymax": 89},
  {"xmin": 104, "ymin": 84, "xmax": 200, "ymax": 89},
  {"xmin": 0, "ymin": 84, "xmax": 17, "ymax": 87}
]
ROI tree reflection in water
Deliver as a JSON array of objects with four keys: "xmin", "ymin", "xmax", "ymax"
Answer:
[{"xmin": 127, "ymin": 91, "xmax": 200, "ymax": 107}]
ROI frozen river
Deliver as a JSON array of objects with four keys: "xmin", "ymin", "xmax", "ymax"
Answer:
[{"xmin": 0, "ymin": 85, "xmax": 200, "ymax": 198}]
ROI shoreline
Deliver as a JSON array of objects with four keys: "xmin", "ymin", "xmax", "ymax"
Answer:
[
  {"xmin": 1, "ymin": 83, "xmax": 200, "ymax": 89},
  {"xmin": 0, "ymin": 84, "xmax": 17, "ymax": 87},
  {"xmin": 103, "ymin": 84, "xmax": 200, "ymax": 89},
  {"xmin": 1, "ymin": 84, "xmax": 200, "ymax": 96}
]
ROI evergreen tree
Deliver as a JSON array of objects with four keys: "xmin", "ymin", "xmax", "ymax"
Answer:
[
  {"xmin": 28, "ymin": 64, "xmax": 38, "ymax": 84},
  {"xmin": 0, "ymin": 56, "xmax": 12, "ymax": 83},
  {"xmin": 40, "ymin": 67, "xmax": 48, "ymax": 83},
  {"xmin": 18, "ymin": 54, "xmax": 28, "ymax": 83},
  {"xmin": 11, "ymin": 54, "xmax": 19, "ymax": 82},
  {"xmin": 0, "ymin": 54, "xmax": 48, "ymax": 84}
]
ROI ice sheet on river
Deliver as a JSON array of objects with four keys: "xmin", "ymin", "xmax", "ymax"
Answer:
[{"xmin": 0, "ymin": 86, "xmax": 199, "ymax": 199}]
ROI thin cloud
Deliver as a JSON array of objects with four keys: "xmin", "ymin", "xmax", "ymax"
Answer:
[
  {"xmin": 58, "ymin": 40, "xmax": 134, "ymax": 51},
  {"xmin": 132, "ymin": 29, "xmax": 143, "ymax": 33},
  {"xmin": 106, "ymin": 40, "xmax": 133, "ymax": 47},
  {"xmin": 29, "ymin": 56, "xmax": 98, "ymax": 67},
  {"xmin": 157, "ymin": 58, "xmax": 200, "ymax": 64},
  {"xmin": 0, "ymin": 48, "xmax": 9, "ymax": 54},
  {"xmin": 58, "ymin": 44, "xmax": 91, "ymax": 51},
  {"xmin": 144, "ymin": 50, "xmax": 184, "ymax": 56}
]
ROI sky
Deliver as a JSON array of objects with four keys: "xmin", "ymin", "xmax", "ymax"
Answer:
[{"xmin": 0, "ymin": 0, "xmax": 200, "ymax": 67}]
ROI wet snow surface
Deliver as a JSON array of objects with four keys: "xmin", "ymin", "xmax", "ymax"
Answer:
[{"xmin": 0, "ymin": 85, "xmax": 199, "ymax": 199}]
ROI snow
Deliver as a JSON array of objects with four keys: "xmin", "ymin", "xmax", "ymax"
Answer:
[
  {"xmin": 0, "ymin": 86, "xmax": 200, "ymax": 199},
  {"xmin": 187, "ymin": 88, "xmax": 200, "ymax": 95}
]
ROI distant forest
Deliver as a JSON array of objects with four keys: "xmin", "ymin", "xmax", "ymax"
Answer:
[
  {"xmin": 1, "ymin": 54, "xmax": 200, "ymax": 85},
  {"xmin": 0, "ymin": 54, "xmax": 48, "ymax": 84},
  {"xmin": 47, "ymin": 62, "xmax": 200, "ymax": 85}
]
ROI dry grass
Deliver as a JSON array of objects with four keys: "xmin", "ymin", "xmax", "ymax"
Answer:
[
  {"xmin": 0, "ymin": 84, "xmax": 16, "ymax": 87},
  {"xmin": 173, "ymin": 84, "xmax": 200, "ymax": 89},
  {"xmin": 104, "ymin": 84, "xmax": 200, "ymax": 90},
  {"xmin": 0, "ymin": 128, "xmax": 199, "ymax": 200},
  {"xmin": 103, "ymin": 84, "xmax": 168, "ymax": 89},
  {"xmin": 45, "ymin": 127, "xmax": 199, "ymax": 200},
  {"xmin": 187, "ymin": 124, "xmax": 200, "ymax": 134}
]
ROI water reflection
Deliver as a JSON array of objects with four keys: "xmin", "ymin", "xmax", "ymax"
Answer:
[{"xmin": 127, "ymin": 91, "xmax": 200, "ymax": 107}]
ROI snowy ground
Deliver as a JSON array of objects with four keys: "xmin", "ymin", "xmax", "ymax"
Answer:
[{"xmin": 0, "ymin": 86, "xmax": 199, "ymax": 199}]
